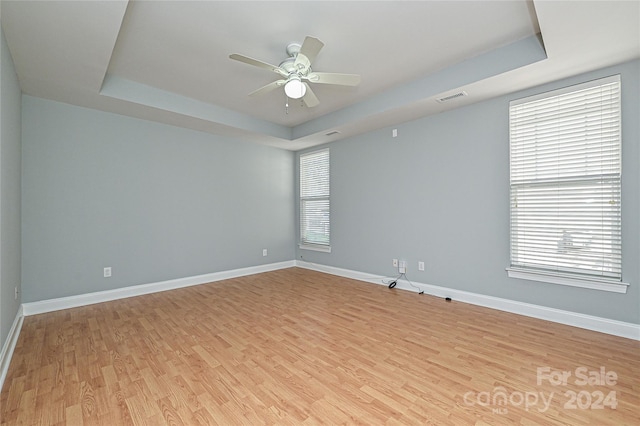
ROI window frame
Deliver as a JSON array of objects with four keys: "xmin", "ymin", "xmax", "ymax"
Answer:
[
  {"xmin": 506, "ymin": 75, "xmax": 628, "ymax": 293},
  {"xmin": 299, "ymin": 148, "xmax": 331, "ymax": 253}
]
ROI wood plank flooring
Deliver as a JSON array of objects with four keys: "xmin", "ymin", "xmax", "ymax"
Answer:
[{"xmin": 1, "ymin": 267, "xmax": 638, "ymax": 425}]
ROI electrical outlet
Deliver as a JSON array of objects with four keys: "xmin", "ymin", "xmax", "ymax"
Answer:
[
  {"xmin": 262, "ymin": 249, "xmax": 268, "ymax": 257},
  {"xmin": 104, "ymin": 267, "xmax": 112, "ymax": 278},
  {"xmin": 418, "ymin": 261, "xmax": 425, "ymax": 271},
  {"xmin": 399, "ymin": 260, "xmax": 407, "ymax": 274},
  {"xmin": 392, "ymin": 259, "xmax": 398, "ymax": 268}
]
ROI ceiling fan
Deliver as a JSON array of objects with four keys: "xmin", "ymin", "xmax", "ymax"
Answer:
[{"xmin": 229, "ymin": 36, "xmax": 361, "ymax": 108}]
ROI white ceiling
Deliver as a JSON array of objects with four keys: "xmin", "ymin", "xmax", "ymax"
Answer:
[{"xmin": 2, "ymin": 1, "xmax": 639, "ymax": 151}]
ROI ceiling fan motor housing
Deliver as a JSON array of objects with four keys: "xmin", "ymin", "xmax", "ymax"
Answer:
[{"xmin": 279, "ymin": 57, "xmax": 297, "ymax": 74}]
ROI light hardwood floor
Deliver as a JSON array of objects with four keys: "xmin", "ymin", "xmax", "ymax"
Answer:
[{"xmin": 1, "ymin": 268, "xmax": 638, "ymax": 425}]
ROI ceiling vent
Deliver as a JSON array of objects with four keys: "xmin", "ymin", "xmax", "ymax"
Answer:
[
  {"xmin": 325, "ymin": 130, "xmax": 341, "ymax": 137},
  {"xmin": 436, "ymin": 91, "xmax": 468, "ymax": 103}
]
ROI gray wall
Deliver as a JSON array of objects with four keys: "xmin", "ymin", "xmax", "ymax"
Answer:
[
  {"xmin": 22, "ymin": 96, "xmax": 295, "ymax": 302},
  {"xmin": 297, "ymin": 60, "xmax": 640, "ymax": 324},
  {"xmin": 12, "ymin": 53, "xmax": 640, "ymax": 333},
  {"xmin": 0, "ymin": 21, "xmax": 22, "ymax": 346}
]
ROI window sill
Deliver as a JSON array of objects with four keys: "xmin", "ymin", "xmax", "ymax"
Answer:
[
  {"xmin": 506, "ymin": 268, "xmax": 628, "ymax": 293},
  {"xmin": 299, "ymin": 244, "xmax": 331, "ymax": 253}
]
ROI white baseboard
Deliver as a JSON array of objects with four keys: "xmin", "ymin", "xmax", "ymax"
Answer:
[
  {"xmin": 15, "ymin": 258, "xmax": 640, "ymax": 340},
  {"xmin": 295, "ymin": 261, "xmax": 640, "ymax": 341},
  {"xmin": 22, "ymin": 261, "xmax": 295, "ymax": 316},
  {"xmin": 0, "ymin": 306, "xmax": 24, "ymax": 391}
]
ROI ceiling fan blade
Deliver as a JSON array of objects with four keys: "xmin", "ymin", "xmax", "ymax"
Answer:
[
  {"xmin": 302, "ymin": 83, "xmax": 319, "ymax": 107},
  {"xmin": 248, "ymin": 80, "xmax": 286, "ymax": 97},
  {"xmin": 298, "ymin": 36, "xmax": 324, "ymax": 64},
  {"xmin": 305, "ymin": 72, "xmax": 361, "ymax": 86},
  {"xmin": 229, "ymin": 54, "xmax": 288, "ymax": 77}
]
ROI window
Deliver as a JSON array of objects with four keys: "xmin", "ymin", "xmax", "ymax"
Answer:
[
  {"xmin": 299, "ymin": 148, "xmax": 330, "ymax": 252},
  {"xmin": 508, "ymin": 75, "xmax": 627, "ymax": 293}
]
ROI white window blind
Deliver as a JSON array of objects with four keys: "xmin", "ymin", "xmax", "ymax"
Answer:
[
  {"xmin": 509, "ymin": 75, "xmax": 621, "ymax": 282},
  {"xmin": 300, "ymin": 149, "xmax": 330, "ymax": 248}
]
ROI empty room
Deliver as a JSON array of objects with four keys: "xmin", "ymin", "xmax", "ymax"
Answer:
[{"xmin": 0, "ymin": 1, "xmax": 639, "ymax": 424}]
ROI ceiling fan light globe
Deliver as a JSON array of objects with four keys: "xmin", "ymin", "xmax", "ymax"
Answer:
[{"xmin": 284, "ymin": 78, "xmax": 306, "ymax": 99}]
